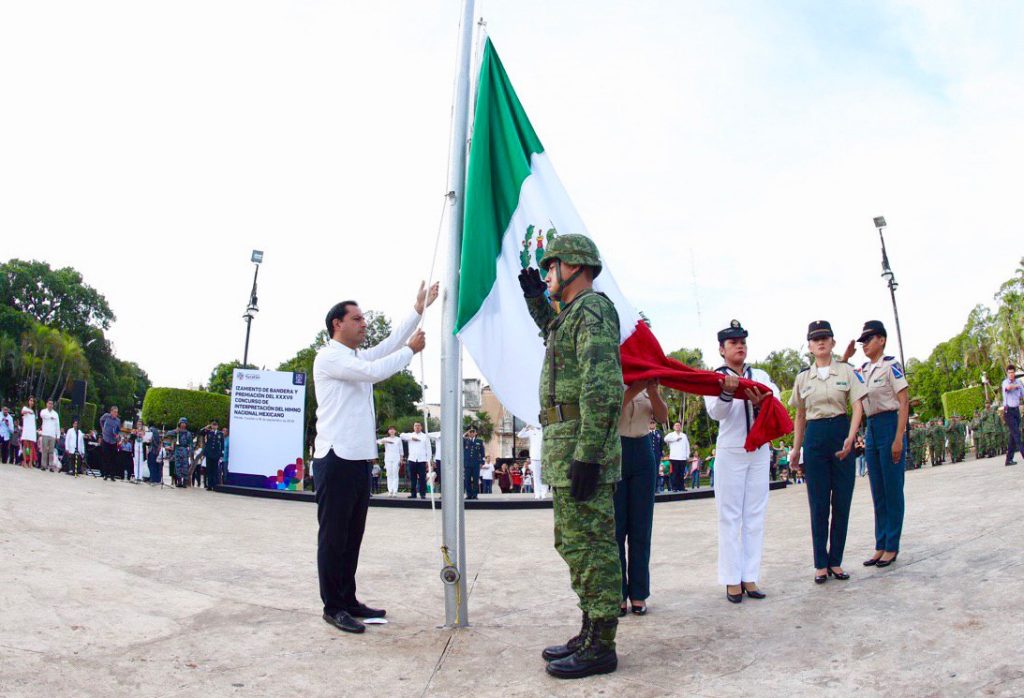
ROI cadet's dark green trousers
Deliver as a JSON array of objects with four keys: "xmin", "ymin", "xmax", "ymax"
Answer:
[{"xmin": 552, "ymin": 484, "xmax": 622, "ymax": 626}]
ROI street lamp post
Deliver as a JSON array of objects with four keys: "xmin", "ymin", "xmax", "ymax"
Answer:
[
  {"xmin": 873, "ymin": 217, "xmax": 906, "ymax": 369},
  {"xmin": 242, "ymin": 250, "xmax": 263, "ymax": 367}
]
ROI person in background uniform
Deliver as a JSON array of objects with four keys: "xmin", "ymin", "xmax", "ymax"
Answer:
[
  {"xmin": 376, "ymin": 427, "xmax": 403, "ymax": 496},
  {"xmin": 463, "ymin": 427, "xmax": 485, "ymax": 499},
  {"xmin": 171, "ymin": 418, "xmax": 193, "ymax": 487},
  {"xmin": 648, "ymin": 420, "xmax": 664, "ymax": 471},
  {"xmin": 201, "ymin": 419, "xmax": 225, "ymax": 490},
  {"xmin": 948, "ymin": 417, "xmax": 966, "ymax": 463},
  {"xmin": 147, "ymin": 427, "xmax": 164, "ymax": 484},
  {"xmin": 928, "ymin": 419, "xmax": 946, "ymax": 466},
  {"xmin": 704, "ymin": 321, "xmax": 778, "ymax": 604},
  {"xmin": 854, "ymin": 320, "xmax": 909, "ymax": 569},
  {"xmin": 788, "ymin": 321, "xmax": 866, "ymax": 585},
  {"xmin": 615, "ymin": 379, "xmax": 668, "ymax": 617},
  {"xmin": 909, "ymin": 422, "xmax": 926, "ymax": 469},
  {"xmin": 520, "ymin": 234, "xmax": 623, "ymax": 679},
  {"xmin": 1001, "ymin": 364, "xmax": 1024, "ymax": 466}
]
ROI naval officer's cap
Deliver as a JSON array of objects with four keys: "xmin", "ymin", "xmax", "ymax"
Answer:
[
  {"xmin": 717, "ymin": 319, "xmax": 748, "ymax": 343},
  {"xmin": 807, "ymin": 320, "xmax": 834, "ymax": 341}
]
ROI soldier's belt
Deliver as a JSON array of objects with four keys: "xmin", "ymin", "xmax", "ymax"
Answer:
[{"xmin": 539, "ymin": 403, "xmax": 581, "ymax": 426}]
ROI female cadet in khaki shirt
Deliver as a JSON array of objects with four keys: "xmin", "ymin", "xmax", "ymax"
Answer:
[{"xmin": 789, "ymin": 321, "xmax": 866, "ymax": 584}]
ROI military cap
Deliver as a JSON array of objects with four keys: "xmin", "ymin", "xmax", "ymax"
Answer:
[
  {"xmin": 857, "ymin": 320, "xmax": 887, "ymax": 343},
  {"xmin": 807, "ymin": 320, "xmax": 834, "ymax": 341},
  {"xmin": 178, "ymin": 417, "xmax": 189, "ymax": 425},
  {"xmin": 538, "ymin": 233, "xmax": 603, "ymax": 278},
  {"xmin": 717, "ymin": 319, "xmax": 748, "ymax": 343}
]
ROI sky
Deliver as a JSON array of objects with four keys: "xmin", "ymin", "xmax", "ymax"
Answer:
[{"xmin": 2, "ymin": 0, "xmax": 1022, "ymax": 402}]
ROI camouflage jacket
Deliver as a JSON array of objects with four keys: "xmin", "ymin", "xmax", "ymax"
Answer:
[{"xmin": 526, "ymin": 289, "xmax": 623, "ymax": 487}]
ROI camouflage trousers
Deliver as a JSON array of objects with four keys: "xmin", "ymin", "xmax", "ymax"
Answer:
[{"xmin": 552, "ymin": 483, "xmax": 621, "ymax": 625}]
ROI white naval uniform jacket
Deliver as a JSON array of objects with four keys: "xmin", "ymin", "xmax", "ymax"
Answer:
[{"xmin": 704, "ymin": 365, "xmax": 779, "ymax": 457}]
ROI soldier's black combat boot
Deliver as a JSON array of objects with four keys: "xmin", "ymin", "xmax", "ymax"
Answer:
[
  {"xmin": 545, "ymin": 617, "xmax": 618, "ymax": 679},
  {"xmin": 541, "ymin": 612, "xmax": 589, "ymax": 661}
]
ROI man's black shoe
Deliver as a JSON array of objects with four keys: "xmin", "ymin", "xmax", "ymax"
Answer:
[
  {"xmin": 347, "ymin": 603, "xmax": 386, "ymax": 619},
  {"xmin": 1007, "ymin": 461, "xmax": 1017, "ymax": 466},
  {"xmin": 323, "ymin": 611, "xmax": 365, "ymax": 634},
  {"xmin": 407, "ymin": 495, "xmax": 416, "ymax": 498}
]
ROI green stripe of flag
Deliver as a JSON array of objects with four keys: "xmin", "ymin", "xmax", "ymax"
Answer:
[{"xmin": 455, "ymin": 39, "xmax": 544, "ymax": 333}]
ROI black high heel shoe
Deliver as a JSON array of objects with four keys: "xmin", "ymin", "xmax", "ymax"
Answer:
[
  {"xmin": 742, "ymin": 584, "xmax": 766, "ymax": 599},
  {"xmin": 630, "ymin": 604, "xmax": 648, "ymax": 615},
  {"xmin": 874, "ymin": 552, "xmax": 899, "ymax": 568},
  {"xmin": 863, "ymin": 554, "xmax": 883, "ymax": 566},
  {"xmin": 827, "ymin": 568, "xmax": 850, "ymax": 580},
  {"xmin": 814, "ymin": 572, "xmax": 828, "ymax": 584},
  {"xmin": 726, "ymin": 586, "xmax": 743, "ymax": 603}
]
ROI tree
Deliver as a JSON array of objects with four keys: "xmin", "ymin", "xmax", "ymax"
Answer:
[
  {"xmin": 659, "ymin": 346, "xmax": 718, "ymax": 455},
  {"xmin": 752, "ymin": 348, "xmax": 805, "ymax": 391},
  {"xmin": 207, "ymin": 360, "xmax": 256, "ymax": 395},
  {"xmin": 0, "ymin": 259, "xmax": 115, "ymax": 338},
  {"xmin": 464, "ymin": 410, "xmax": 495, "ymax": 441}
]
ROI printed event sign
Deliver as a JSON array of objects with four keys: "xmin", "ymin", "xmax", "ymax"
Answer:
[{"xmin": 227, "ymin": 368, "xmax": 306, "ymax": 490}]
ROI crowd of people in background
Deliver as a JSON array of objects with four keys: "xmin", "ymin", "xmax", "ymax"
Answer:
[{"xmin": 0, "ymin": 400, "xmax": 230, "ymax": 490}]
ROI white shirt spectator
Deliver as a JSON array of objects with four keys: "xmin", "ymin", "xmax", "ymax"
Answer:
[
  {"xmin": 65, "ymin": 427, "xmax": 87, "ymax": 455},
  {"xmin": 40, "ymin": 407, "xmax": 60, "ymax": 438},
  {"xmin": 480, "ymin": 461, "xmax": 494, "ymax": 481},
  {"xmin": 517, "ymin": 424, "xmax": 543, "ymax": 461},
  {"xmin": 665, "ymin": 430, "xmax": 690, "ymax": 460},
  {"xmin": 312, "ymin": 309, "xmax": 420, "ymax": 460},
  {"xmin": 401, "ymin": 430, "xmax": 433, "ymax": 462},
  {"xmin": 376, "ymin": 435, "xmax": 404, "ymax": 462},
  {"xmin": 21, "ymin": 407, "xmax": 37, "ymax": 442}
]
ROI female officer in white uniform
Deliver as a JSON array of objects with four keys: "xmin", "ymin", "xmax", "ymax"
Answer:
[
  {"xmin": 704, "ymin": 320, "xmax": 778, "ymax": 603},
  {"xmin": 789, "ymin": 321, "xmax": 866, "ymax": 584},
  {"xmin": 854, "ymin": 320, "xmax": 909, "ymax": 569}
]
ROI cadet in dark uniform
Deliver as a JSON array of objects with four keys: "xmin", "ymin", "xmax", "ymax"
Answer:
[
  {"xmin": 789, "ymin": 321, "xmax": 866, "ymax": 584},
  {"xmin": 854, "ymin": 321, "xmax": 910, "ymax": 569}
]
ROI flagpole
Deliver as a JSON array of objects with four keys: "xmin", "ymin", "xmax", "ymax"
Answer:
[{"xmin": 439, "ymin": 0, "xmax": 475, "ymax": 629}]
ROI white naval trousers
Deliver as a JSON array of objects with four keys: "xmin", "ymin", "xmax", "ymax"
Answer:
[
  {"xmin": 531, "ymin": 459, "xmax": 548, "ymax": 499},
  {"xmin": 385, "ymin": 458, "xmax": 401, "ymax": 494},
  {"xmin": 713, "ymin": 446, "xmax": 769, "ymax": 585}
]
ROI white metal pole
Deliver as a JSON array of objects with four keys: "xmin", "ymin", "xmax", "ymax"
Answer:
[{"xmin": 439, "ymin": 0, "xmax": 475, "ymax": 628}]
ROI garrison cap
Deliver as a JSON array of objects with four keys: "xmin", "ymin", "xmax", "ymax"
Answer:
[
  {"xmin": 538, "ymin": 233, "xmax": 603, "ymax": 279},
  {"xmin": 807, "ymin": 320, "xmax": 834, "ymax": 341},
  {"xmin": 857, "ymin": 320, "xmax": 887, "ymax": 343},
  {"xmin": 717, "ymin": 319, "xmax": 748, "ymax": 343}
]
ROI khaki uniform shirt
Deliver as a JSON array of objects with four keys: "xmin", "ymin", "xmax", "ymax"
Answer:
[
  {"xmin": 856, "ymin": 356, "xmax": 909, "ymax": 417},
  {"xmin": 790, "ymin": 362, "xmax": 866, "ymax": 419},
  {"xmin": 619, "ymin": 390, "xmax": 653, "ymax": 437}
]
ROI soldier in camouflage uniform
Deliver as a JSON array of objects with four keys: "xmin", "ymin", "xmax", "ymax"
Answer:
[
  {"xmin": 948, "ymin": 416, "xmax": 966, "ymax": 463},
  {"xmin": 970, "ymin": 410, "xmax": 984, "ymax": 459},
  {"xmin": 518, "ymin": 234, "xmax": 623, "ymax": 679},
  {"xmin": 909, "ymin": 422, "xmax": 927, "ymax": 469},
  {"xmin": 929, "ymin": 420, "xmax": 946, "ymax": 466}
]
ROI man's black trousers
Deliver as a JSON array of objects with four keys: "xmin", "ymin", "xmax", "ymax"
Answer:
[
  {"xmin": 314, "ymin": 450, "xmax": 371, "ymax": 616},
  {"xmin": 101, "ymin": 441, "xmax": 117, "ymax": 479}
]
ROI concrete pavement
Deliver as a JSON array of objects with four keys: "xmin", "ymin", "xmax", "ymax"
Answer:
[{"xmin": 0, "ymin": 457, "xmax": 1021, "ymax": 697}]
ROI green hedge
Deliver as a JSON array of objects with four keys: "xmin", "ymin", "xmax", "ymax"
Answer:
[
  {"xmin": 58, "ymin": 398, "xmax": 97, "ymax": 431},
  {"xmin": 941, "ymin": 386, "xmax": 985, "ymax": 420},
  {"xmin": 141, "ymin": 387, "xmax": 230, "ymax": 430}
]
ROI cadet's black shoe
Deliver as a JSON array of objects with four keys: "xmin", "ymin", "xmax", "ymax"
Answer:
[
  {"xmin": 874, "ymin": 552, "xmax": 899, "ymax": 568},
  {"xmin": 726, "ymin": 585, "xmax": 743, "ymax": 603},
  {"xmin": 542, "ymin": 612, "xmax": 589, "ymax": 661},
  {"xmin": 545, "ymin": 618, "xmax": 618, "ymax": 679},
  {"xmin": 347, "ymin": 602, "xmax": 386, "ymax": 619},
  {"xmin": 323, "ymin": 611, "xmax": 365, "ymax": 634},
  {"xmin": 1007, "ymin": 461, "xmax": 1017, "ymax": 466}
]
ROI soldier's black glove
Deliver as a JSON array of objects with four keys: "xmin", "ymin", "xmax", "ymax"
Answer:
[
  {"xmin": 569, "ymin": 460, "xmax": 601, "ymax": 501},
  {"xmin": 518, "ymin": 267, "xmax": 546, "ymax": 299}
]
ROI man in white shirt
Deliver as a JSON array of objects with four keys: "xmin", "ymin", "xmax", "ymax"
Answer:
[
  {"xmin": 65, "ymin": 418, "xmax": 87, "ymax": 475},
  {"xmin": 313, "ymin": 281, "xmax": 437, "ymax": 635},
  {"xmin": 401, "ymin": 422, "xmax": 433, "ymax": 499},
  {"xmin": 664, "ymin": 422, "xmax": 690, "ymax": 492},
  {"xmin": 517, "ymin": 424, "xmax": 547, "ymax": 499},
  {"xmin": 480, "ymin": 458, "xmax": 495, "ymax": 494},
  {"xmin": 38, "ymin": 399, "xmax": 61, "ymax": 472},
  {"xmin": 376, "ymin": 426, "xmax": 404, "ymax": 495}
]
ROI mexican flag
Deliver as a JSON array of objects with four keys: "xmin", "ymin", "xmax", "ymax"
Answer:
[{"xmin": 455, "ymin": 39, "xmax": 791, "ymax": 451}]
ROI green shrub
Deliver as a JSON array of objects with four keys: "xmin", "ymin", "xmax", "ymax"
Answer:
[
  {"xmin": 941, "ymin": 386, "xmax": 985, "ymax": 420},
  {"xmin": 141, "ymin": 387, "xmax": 229, "ymax": 430},
  {"xmin": 780, "ymin": 389, "xmax": 795, "ymax": 419},
  {"xmin": 58, "ymin": 398, "xmax": 97, "ymax": 431}
]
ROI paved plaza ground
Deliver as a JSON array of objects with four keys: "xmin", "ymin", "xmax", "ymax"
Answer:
[{"xmin": 1, "ymin": 456, "xmax": 1021, "ymax": 697}]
